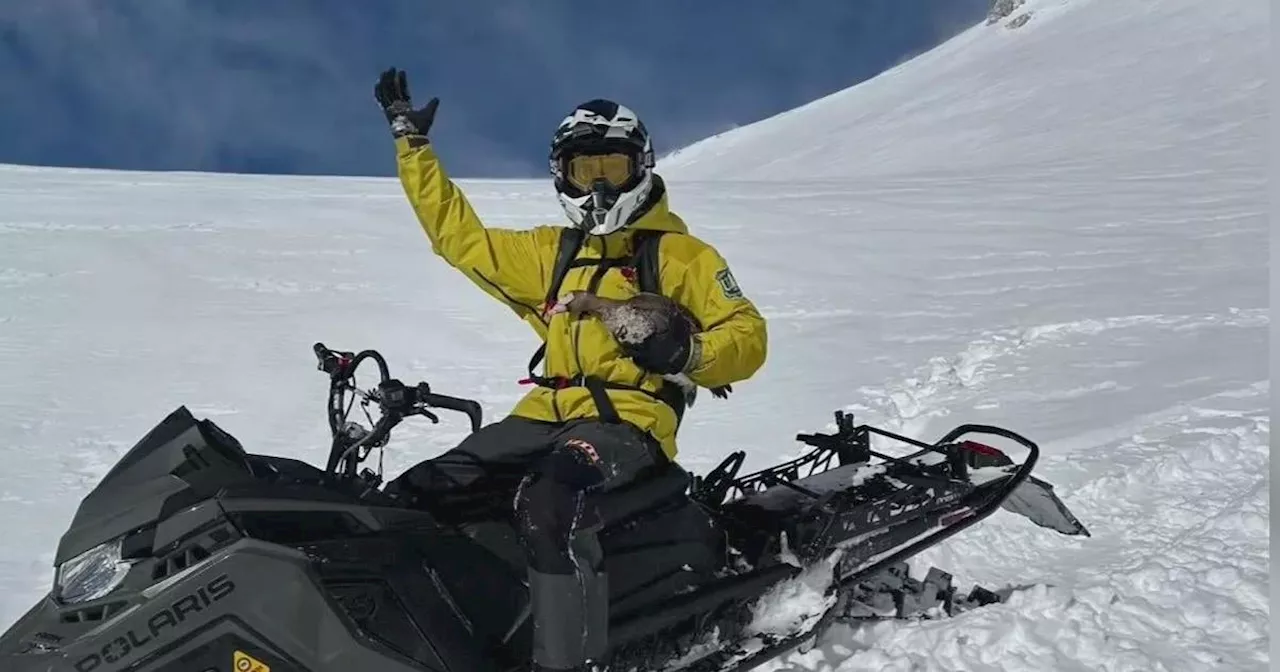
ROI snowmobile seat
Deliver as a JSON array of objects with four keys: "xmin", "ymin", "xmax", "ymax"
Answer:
[{"xmin": 593, "ymin": 462, "xmax": 692, "ymax": 528}]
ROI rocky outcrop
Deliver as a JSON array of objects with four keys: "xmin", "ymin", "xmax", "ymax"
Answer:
[
  {"xmin": 986, "ymin": 0, "xmax": 1026, "ymax": 24},
  {"xmin": 988, "ymin": 0, "xmax": 1033, "ymax": 29}
]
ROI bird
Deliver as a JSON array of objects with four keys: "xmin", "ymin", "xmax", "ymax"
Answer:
[{"xmin": 545, "ymin": 291, "xmax": 731, "ymax": 406}]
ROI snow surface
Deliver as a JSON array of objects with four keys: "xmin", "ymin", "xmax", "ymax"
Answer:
[{"xmin": 0, "ymin": 0, "xmax": 1268, "ymax": 669}]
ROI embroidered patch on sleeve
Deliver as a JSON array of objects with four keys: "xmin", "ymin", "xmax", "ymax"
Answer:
[{"xmin": 715, "ymin": 268, "xmax": 744, "ymax": 299}]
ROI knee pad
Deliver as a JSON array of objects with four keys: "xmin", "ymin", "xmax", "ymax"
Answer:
[
  {"xmin": 515, "ymin": 468, "xmax": 603, "ymax": 574},
  {"xmin": 515, "ymin": 442, "xmax": 605, "ymax": 532},
  {"xmin": 516, "ymin": 473, "xmax": 575, "ymax": 532}
]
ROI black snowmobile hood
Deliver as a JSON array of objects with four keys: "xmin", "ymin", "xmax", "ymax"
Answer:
[{"xmin": 55, "ymin": 406, "xmax": 254, "ymax": 564}]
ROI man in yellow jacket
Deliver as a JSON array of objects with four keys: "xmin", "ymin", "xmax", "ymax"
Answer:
[{"xmin": 375, "ymin": 68, "xmax": 766, "ymax": 672}]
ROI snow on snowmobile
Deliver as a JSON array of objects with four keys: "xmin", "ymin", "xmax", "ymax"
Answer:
[{"xmin": 0, "ymin": 343, "xmax": 1089, "ymax": 672}]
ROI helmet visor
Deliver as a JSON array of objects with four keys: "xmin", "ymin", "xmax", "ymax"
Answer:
[{"xmin": 566, "ymin": 152, "xmax": 635, "ymax": 193}]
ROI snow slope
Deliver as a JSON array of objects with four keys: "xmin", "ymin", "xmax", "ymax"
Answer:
[
  {"xmin": 0, "ymin": 0, "xmax": 1268, "ymax": 670},
  {"xmin": 661, "ymin": 0, "xmax": 1264, "ymax": 184}
]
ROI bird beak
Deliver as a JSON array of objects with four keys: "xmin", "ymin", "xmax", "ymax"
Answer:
[{"xmin": 545, "ymin": 291, "xmax": 593, "ymax": 318}]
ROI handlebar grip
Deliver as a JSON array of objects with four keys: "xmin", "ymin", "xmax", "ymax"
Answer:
[
  {"xmin": 420, "ymin": 392, "xmax": 483, "ymax": 433},
  {"xmin": 314, "ymin": 342, "xmax": 354, "ymax": 377}
]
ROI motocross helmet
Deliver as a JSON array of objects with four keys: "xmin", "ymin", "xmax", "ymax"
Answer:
[{"xmin": 550, "ymin": 99, "xmax": 656, "ymax": 236}]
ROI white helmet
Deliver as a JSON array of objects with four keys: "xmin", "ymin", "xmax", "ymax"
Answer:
[{"xmin": 549, "ymin": 99, "xmax": 656, "ymax": 236}]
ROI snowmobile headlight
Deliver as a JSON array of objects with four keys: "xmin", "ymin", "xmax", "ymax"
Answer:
[{"xmin": 55, "ymin": 539, "xmax": 134, "ymax": 604}]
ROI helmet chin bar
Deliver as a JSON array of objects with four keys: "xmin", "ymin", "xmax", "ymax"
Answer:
[
  {"xmin": 588, "ymin": 181, "xmax": 615, "ymax": 231},
  {"xmin": 587, "ymin": 209, "xmax": 608, "ymax": 231}
]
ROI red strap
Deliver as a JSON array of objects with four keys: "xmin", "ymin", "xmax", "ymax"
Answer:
[{"xmin": 960, "ymin": 440, "xmax": 1004, "ymax": 457}]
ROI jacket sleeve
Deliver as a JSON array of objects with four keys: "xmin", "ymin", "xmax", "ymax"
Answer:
[
  {"xmin": 394, "ymin": 136, "xmax": 551, "ymax": 322},
  {"xmin": 670, "ymin": 245, "xmax": 768, "ymax": 388}
]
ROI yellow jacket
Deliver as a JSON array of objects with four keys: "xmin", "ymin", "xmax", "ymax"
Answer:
[{"xmin": 394, "ymin": 137, "xmax": 767, "ymax": 458}]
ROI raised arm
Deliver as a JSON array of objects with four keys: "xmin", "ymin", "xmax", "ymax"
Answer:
[{"xmin": 376, "ymin": 68, "xmax": 555, "ymax": 323}]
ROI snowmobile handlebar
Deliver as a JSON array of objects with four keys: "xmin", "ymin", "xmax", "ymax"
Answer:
[
  {"xmin": 312, "ymin": 342, "xmax": 481, "ymax": 429},
  {"xmin": 416, "ymin": 389, "xmax": 484, "ymax": 428},
  {"xmin": 370, "ymin": 378, "xmax": 484, "ymax": 434},
  {"xmin": 313, "ymin": 342, "xmax": 483, "ymax": 478}
]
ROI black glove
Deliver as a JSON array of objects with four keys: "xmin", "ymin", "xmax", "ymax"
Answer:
[
  {"xmin": 374, "ymin": 68, "xmax": 439, "ymax": 139},
  {"xmin": 624, "ymin": 314, "xmax": 695, "ymax": 375}
]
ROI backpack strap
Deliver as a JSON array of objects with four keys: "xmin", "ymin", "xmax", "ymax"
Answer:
[
  {"xmin": 524, "ymin": 227, "xmax": 586, "ymax": 385},
  {"xmin": 628, "ymin": 229, "xmax": 694, "ymax": 421},
  {"xmin": 630, "ymin": 230, "xmax": 734, "ymax": 405},
  {"xmin": 630, "ymin": 229, "xmax": 664, "ymax": 295},
  {"xmin": 545, "ymin": 226, "xmax": 585, "ymax": 309}
]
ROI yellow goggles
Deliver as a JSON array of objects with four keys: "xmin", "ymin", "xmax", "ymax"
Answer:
[{"xmin": 566, "ymin": 153, "xmax": 635, "ymax": 192}]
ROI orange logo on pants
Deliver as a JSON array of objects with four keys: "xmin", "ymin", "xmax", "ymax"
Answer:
[{"xmin": 564, "ymin": 438, "xmax": 601, "ymax": 464}]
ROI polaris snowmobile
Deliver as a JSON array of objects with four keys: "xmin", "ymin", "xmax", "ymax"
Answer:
[{"xmin": 0, "ymin": 343, "xmax": 1089, "ymax": 672}]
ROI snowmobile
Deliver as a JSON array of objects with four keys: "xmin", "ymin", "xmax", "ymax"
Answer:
[{"xmin": 0, "ymin": 343, "xmax": 1088, "ymax": 672}]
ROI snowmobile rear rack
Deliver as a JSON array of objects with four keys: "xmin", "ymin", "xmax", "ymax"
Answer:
[
  {"xmin": 690, "ymin": 410, "xmax": 1047, "ymax": 601},
  {"xmin": 694, "ymin": 410, "xmax": 1038, "ymax": 507}
]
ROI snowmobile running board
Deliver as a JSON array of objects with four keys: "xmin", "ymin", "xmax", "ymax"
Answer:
[{"xmin": 683, "ymin": 561, "xmax": 1029, "ymax": 672}]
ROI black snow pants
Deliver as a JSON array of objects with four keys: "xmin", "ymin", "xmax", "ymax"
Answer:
[{"xmin": 387, "ymin": 415, "xmax": 663, "ymax": 671}]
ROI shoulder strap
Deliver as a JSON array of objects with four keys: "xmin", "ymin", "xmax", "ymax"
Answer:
[
  {"xmin": 631, "ymin": 230, "xmax": 735, "ymax": 404},
  {"xmin": 631, "ymin": 230, "xmax": 665, "ymax": 295},
  {"xmin": 545, "ymin": 226, "xmax": 586, "ymax": 308},
  {"xmin": 526, "ymin": 227, "xmax": 586, "ymax": 381}
]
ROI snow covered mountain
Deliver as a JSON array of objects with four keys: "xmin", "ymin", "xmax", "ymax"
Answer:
[
  {"xmin": 0, "ymin": 0, "xmax": 1267, "ymax": 670},
  {"xmin": 661, "ymin": 0, "xmax": 1264, "ymax": 183}
]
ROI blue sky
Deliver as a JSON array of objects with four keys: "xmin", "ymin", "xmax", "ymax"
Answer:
[{"xmin": 0, "ymin": 1, "xmax": 989, "ymax": 177}]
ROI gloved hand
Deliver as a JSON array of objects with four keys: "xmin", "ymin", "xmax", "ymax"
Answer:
[
  {"xmin": 622, "ymin": 312, "xmax": 696, "ymax": 376},
  {"xmin": 374, "ymin": 68, "xmax": 439, "ymax": 139}
]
